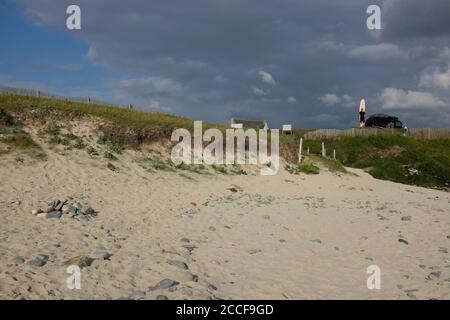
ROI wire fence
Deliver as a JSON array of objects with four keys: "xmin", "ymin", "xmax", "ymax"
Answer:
[
  {"xmin": 304, "ymin": 127, "xmax": 450, "ymax": 140},
  {"xmin": 0, "ymin": 85, "xmax": 133, "ymax": 109}
]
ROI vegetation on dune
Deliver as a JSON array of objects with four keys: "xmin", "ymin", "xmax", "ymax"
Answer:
[
  {"xmin": 285, "ymin": 162, "xmax": 320, "ymax": 175},
  {"xmin": 301, "ymin": 135, "xmax": 450, "ymax": 189},
  {"xmin": 0, "ymin": 108, "xmax": 45, "ymax": 159},
  {"xmin": 1, "ymin": 94, "xmax": 449, "ymax": 189},
  {"xmin": 0, "ymin": 94, "xmax": 224, "ymax": 146},
  {"xmin": 308, "ymin": 154, "xmax": 346, "ymax": 173}
]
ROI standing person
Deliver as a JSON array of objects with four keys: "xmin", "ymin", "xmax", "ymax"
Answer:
[{"xmin": 359, "ymin": 98, "xmax": 366, "ymax": 127}]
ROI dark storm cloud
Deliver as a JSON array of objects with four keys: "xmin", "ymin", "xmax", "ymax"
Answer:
[
  {"xmin": 10, "ymin": 0, "xmax": 450, "ymax": 127},
  {"xmin": 382, "ymin": 0, "xmax": 450, "ymax": 40}
]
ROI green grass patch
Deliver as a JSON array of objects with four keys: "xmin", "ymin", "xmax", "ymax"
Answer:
[
  {"xmin": 104, "ymin": 151, "xmax": 118, "ymax": 161},
  {"xmin": 301, "ymin": 135, "xmax": 450, "ymax": 189},
  {"xmin": 308, "ymin": 155, "xmax": 346, "ymax": 173},
  {"xmin": 212, "ymin": 164, "xmax": 227, "ymax": 174},
  {"xmin": 286, "ymin": 162, "xmax": 320, "ymax": 175},
  {"xmin": 0, "ymin": 94, "xmax": 224, "ymax": 145},
  {"xmin": 0, "ymin": 108, "xmax": 45, "ymax": 159},
  {"xmin": 107, "ymin": 162, "xmax": 118, "ymax": 172}
]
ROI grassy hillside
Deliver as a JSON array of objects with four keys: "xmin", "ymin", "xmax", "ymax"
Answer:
[
  {"xmin": 0, "ymin": 108, "xmax": 45, "ymax": 159},
  {"xmin": 1, "ymin": 94, "xmax": 449, "ymax": 189},
  {"xmin": 301, "ymin": 136, "xmax": 450, "ymax": 189},
  {"xmin": 0, "ymin": 94, "xmax": 192, "ymax": 130},
  {"xmin": 0, "ymin": 94, "xmax": 227, "ymax": 146}
]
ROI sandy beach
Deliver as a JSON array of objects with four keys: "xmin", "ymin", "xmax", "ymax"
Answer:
[{"xmin": 0, "ymin": 122, "xmax": 449, "ymax": 300}]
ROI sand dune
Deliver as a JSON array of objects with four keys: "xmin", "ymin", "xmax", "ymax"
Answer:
[{"xmin": 0, "ymin": 124, "xmax": 449, "ymax": 300}]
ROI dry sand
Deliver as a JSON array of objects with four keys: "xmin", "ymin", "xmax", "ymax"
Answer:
[{"xmin": 0, "ymin": 125, "xmax": 449, "ymax": 300}]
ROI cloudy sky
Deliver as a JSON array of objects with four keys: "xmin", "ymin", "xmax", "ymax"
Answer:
[{"xmin": 1, "ymin": 0, "xmax": 450, "ymax": 128}]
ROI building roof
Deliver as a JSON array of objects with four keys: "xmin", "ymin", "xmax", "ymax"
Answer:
[{"xmin": 231, "ymin": 118, "xmax": 267, "ymax": 129}]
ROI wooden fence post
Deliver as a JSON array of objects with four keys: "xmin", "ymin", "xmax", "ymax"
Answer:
[
  {"xmin": 321, "ymin": 142, "xmax": 326, "ymax": 157},
  {"xmin": 298, "ymin": 138, "xmax": 303, "ymax": 163}
]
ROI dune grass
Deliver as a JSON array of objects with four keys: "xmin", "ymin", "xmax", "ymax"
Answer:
[
  {"xmin": 0, "ymin": 94, "xmax": 225, "ymax": 138},
  {"xmin": 1, "ymin": 94, "xmax": 449, "ymax": 188},
  {"xmin": 0, "ymin": 108, "xmax": 45, "ymax": 159},
  {"xmin": 285, "ymin": 162, "xmax": 320, "ymax": 175},
  {"xmin": 302, "ymin": 135, "xmax": 450, "ymax": 189}
]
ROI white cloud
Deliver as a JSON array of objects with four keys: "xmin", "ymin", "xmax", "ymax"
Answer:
[
  {"xmin": 252, "ymin": 86, "xmax": 266, "ymax": 96},
  {"xmin": 379, "ymin": 88, "xmax": 447, "ymax": 109},
  {"xmin": 258, "ymin": 71, "xmax": 276, "ymax": 85},
  {"xmin": 348, "ymin": 43, "xmax": 403, "ymax": 61},
  {"xmin": 419, "ymin": 66, "xmax": 450, "ymax": 89},
  {"xmin": 287, "ymin": 96, "xmax": 296, "ymax": 103},
  {"xmin": 86, "ymin": 45, "xmax": 98, "ymax": 61},
  {"xmin": 319, "ymin": 41, "xmax": 406, "ymax": 61},
  {"xmin": 318, "ymin": 40, "xmax": 345, "ymax": 52},
  {"xmin": 342, "ymin": 94, "xmax": 352, "ymax": 101},
  {"xmin": 438, "ymin": 47, "xmax": 450, "ymax": 61},
  {"xmin": 214, "ymin": 75, "xmax": 228, "ymax": 83},
  {"xmin": 261, "ymin": 97, "xmax": 282, "ymax": 103},
  {"xmin": 118, "ymin": 76, "xmax": 182, "ymax": 94},
  {"xmin": 320, "ymin": 93, "xmax": 355, "ymax": 107},
  {"xmin": 320, "ymin": 93, "xmax": 341, "ymax": 106},
  {"xmin": 342, "ymin": 94, "xmax": 355, "ymax": 107}
]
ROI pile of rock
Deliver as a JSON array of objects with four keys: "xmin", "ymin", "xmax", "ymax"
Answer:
[{"xmin": 32, "ymin": 198, "xmax": 97, "ymax": 221}]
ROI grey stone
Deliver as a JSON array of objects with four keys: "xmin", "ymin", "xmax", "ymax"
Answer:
[
  {"xmin": 55, "ymin": 200, "xmax": 65, "ymax": 211},
  {"xmin": 167, "ymin": 259, "xmax": 188, "ymax": 270},
  {"xmin": 46, "ymin": 211, "xmax": 62, "ymax": 219},
  {"xmin": 168, "ymin": 286, "xmax": 178, "ymax": 292},
  {"xmin": 77, "ymin": 215, "xmax": 89, "ymax": 221},
  {"xmin": 182, "ymin": 244, "xmax": 197, "ymax": 253},
  {"xmin": 68, "ymin": 205, "xmax": 78, "ymax": 214},
  {"xmin": 426, "ymin": 271, "xmax": 441, "ymax": 280},
  {"xmin": 61, "ymin": 205, "xmax": 70, "ymax": 214},
  {"xmin": 208, "ymin": 284, "xmax": 218, "ymax": 291},
  {"xmin": 28, "ymin": 254, "xmax": 49, "ymax": 267},
  {"xmin": 89, "ymin": 246, "xmax": 112, "ymax": 260},
  {"xmin": 73, "ymin": 202, "xmax": 83, "ymax": 210},
  {"xmin": 127, "ymin": 290, "xmax": 146, "ymax": 300},
  {"xmin": 80, "ymin": 205, "xmax": 94, "ymax": 215},
  {"xmin": 48, "ymin": 200, "xmax": 60, "ymax": 207},
  {"xmin": 156, "ymin": 295, "xmax": 168, "ymax": 300},
  {"xmin": 148, "ymin": 279, "xmax": 180, "ymax": 291},
  {"xmin": 12, "ymin": 256, "xmax": 25, "ymax": 264},
  {"xmin": 439, "ymin": 247, "xmax": 448, "ymax": 254},
  {"xmin": 398, "ymin": 239, "xmax": 409, "ymax": 245},
  {"xmin": 177, "ymin": 271, "xmax": 196, "ymax": 282}
]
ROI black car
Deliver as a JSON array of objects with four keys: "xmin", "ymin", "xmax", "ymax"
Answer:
[{"xmin": 365, "ymin": 113, "xmax": 403, "ymax": 129}]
